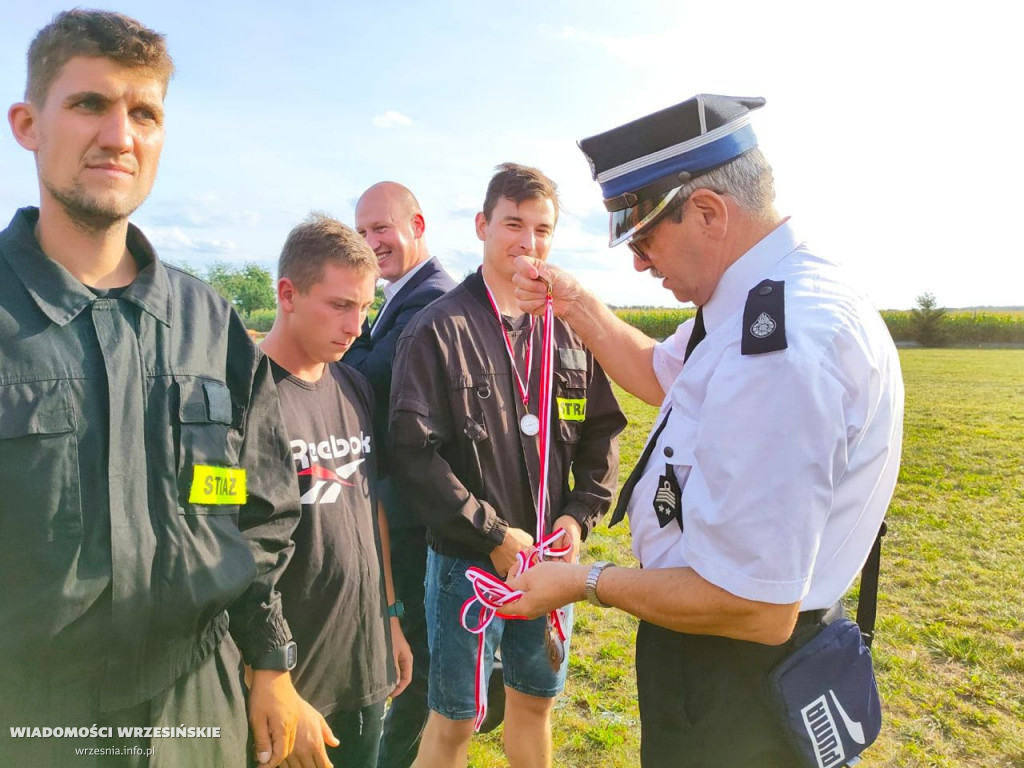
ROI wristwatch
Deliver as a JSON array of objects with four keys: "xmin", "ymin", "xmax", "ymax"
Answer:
[
  {"xmin": 388, "ymin": 600, "xmax": 405, "ymax": 619},
  {"xmin": 585, "ymin": 561, "xmax": 614, "ymax": 608},
  {"xmin": 251, "ymin": 641, "xmax": 297, "ymax": 671}
]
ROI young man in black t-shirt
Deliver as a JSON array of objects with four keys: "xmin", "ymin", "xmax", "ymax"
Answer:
[{"xmin": 261, "ymin": 214, "xmax": 413, "ymax": 768}]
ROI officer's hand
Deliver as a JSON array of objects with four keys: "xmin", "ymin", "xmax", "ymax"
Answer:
[
  {"xmin": 490, "ymin": 527, "xmax": 535, "ymax": 579},
  {"xmin": 512, "ymin": 255, "xmax": 584, "ymax": 320},
  {"xmin": 504, "ymin": 561, "xmax": 588, "ymax": 619},
  {"xmin": 389, "ymin": 617, "xmax": 414, "ymax": 698},
  {"xmin": 549, "ymin": 516, "xmax": 583, "ymax": 564},
  {"xmin": 249, "ymin": 669, "xmax": 300, "ymax": 767},
  {"xmin": 282, "ymin": 698, "xmax": 338, "ymax": 768}
]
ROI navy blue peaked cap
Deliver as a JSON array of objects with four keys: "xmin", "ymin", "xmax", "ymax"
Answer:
[{"xmin": 578, "ymin": 94, "xmax": 765, "ymax": 246}]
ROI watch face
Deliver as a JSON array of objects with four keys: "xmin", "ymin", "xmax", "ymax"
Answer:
[{"xmin": 285, "ymin": 642, "xmax": 297, "ymax": 669}]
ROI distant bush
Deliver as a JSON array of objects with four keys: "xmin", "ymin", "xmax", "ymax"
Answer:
[
  {"xmin": 910, "ymin": 292, "xmax": 949, "ymax": 347},
  {"xmin": 243, "ymin": 308, "xmax": 276, "ymax": 332}
]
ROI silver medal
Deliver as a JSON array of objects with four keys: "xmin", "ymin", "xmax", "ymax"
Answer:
[{"xmin": 520, "ymin": 413, "xmax": 540, "ymax": 436}]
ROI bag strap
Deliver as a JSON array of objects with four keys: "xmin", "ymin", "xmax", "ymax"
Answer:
[{"xmin": 856, "ymin": 520, "xmax": 887, "ymax": 649}]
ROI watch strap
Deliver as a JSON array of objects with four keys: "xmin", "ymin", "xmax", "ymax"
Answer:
[
  {"xmin": 585, "ymin": 561, "xmax": 614, "ymax": 608},
  {"xmin": 251, "ymin": 640, "xmax": 297, "ymax": 671}
]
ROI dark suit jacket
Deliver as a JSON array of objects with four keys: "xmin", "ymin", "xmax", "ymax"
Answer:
[{"xmin": 343, "ymin": 257, "xmax": 456, "ymax": 526}]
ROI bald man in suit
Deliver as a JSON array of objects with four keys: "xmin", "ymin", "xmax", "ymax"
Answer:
[{"xmin": 348, "ymin": 182, "xmax": 456, "ymax": 768}]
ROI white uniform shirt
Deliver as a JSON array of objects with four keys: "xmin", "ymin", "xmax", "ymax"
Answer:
[{"xmin": 627, "ymin": 220, "xmax": 904, "ymax": 610}]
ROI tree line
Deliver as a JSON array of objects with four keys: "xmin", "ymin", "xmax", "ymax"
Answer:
[{"xmin": 174, "ymin": 262, "xmax": 385, "ymax": 332}]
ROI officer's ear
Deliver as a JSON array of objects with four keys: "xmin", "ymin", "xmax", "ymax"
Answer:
[
  {"xmin": 688, "ymin": 188, "xmax": 729, "ymax": 241},
  {"xmin": 8, "ymin": 102, "xmax": 40, "ymax": 151}
]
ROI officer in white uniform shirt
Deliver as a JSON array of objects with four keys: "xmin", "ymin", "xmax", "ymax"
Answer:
[{"xmin": 506, "ymin": 94, "xmax": 904, "ymax": 766}]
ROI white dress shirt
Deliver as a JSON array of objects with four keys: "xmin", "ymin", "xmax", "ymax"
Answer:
[
  {"xmin": 371, "ymin": 257, "xmax": 435, "ymax": 337},
  {"xmin": 627, "ymin": 220, "xmax": 904, "ymax": 610}
]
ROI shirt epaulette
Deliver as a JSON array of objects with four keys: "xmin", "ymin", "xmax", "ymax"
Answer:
[{"xmin": 741, "ymin": 279, "xmax": 787, "ymax": 355}]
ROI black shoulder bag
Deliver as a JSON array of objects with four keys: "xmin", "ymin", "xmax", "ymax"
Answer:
[{"xmin": 768, "ymin": 522, "xmax": 887, "ymax": 768}]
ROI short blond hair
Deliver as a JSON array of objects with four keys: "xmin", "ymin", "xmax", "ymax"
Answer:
[{"xmin": 278, "ymin": 213, "xmax": 380, "ymax": 293}]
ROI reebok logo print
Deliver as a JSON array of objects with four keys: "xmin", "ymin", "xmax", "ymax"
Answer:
[{"xmin": 298, "ymin": 459, "xmax": 365, "ymax": 505}]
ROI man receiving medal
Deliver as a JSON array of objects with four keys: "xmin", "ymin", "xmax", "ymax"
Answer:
[{"xmin": 389, "ymin": 163, "xmax": 625, "ymax": 768}]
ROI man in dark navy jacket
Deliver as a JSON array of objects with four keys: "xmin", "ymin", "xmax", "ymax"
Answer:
[{"xmin": 348, "ymin": 182, "xmax": 456, "ymax": 768}]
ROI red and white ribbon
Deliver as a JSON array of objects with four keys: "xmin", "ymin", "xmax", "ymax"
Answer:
[
  {"xmin": 533, "ymin": 287, "xmax": 556, "ymax": 548},
  {"xmin": 460, "ymin": 529, "xmax": 569, "ymax": 730},
  {"xmin": 460, "ymin": 289, "xmax": 568, "ymax": 731},
  {"xmin": 482, "ymin": 279, "xmax": 535, "ymax": 411}
]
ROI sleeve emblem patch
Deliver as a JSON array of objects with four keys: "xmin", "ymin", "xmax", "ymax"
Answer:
[
  {"xmin": 189, "ymin": 465, "xmax": 248, "ymax": 505},
  {"xmin": 556, "ymin": 397, "xmax": 587, "ymax": 421}
]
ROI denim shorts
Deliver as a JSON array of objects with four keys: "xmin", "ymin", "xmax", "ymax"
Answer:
[{"xmin": 424, "ymin": 549, "xmax": 574, "ymax": 720}]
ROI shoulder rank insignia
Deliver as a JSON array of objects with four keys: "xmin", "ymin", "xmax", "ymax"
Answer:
[
  {"xmin": 653, "ymin": 464, "xmax": 683, "ymax": 531},
  {"xmin": 742, "ymin": 279, "xmax": 787, "ymax": 355}
]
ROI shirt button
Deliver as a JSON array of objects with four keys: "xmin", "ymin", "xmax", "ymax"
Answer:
[
  {"xmin": 664, "ymin": 447, "xmax": 674, "ymax": 458},
  {"xmin": 758, "ymin": 284, "xmax": 773, "ymax": 295}
]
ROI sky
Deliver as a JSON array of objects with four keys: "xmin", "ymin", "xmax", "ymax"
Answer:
[{"xmin": 1, "ymin": 0, "xmax": 1020, "ymax": 310}]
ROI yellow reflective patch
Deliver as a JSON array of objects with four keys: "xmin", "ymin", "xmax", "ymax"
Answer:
[
  {"xmin": 556, "ymin": 397, "xmax": 587, "ymax": 421},
  {"xmin": 189, "ymin": 465, "xmax": 247, "ymax": 505}
]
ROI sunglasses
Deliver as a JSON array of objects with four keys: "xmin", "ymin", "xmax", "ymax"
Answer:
[
  {"xmin": 625, "ymin": 193, "xmax": 688, "ymax": 262},
  {"xmin": 627, "ymin": 231, "xmax": 653, "ymax": 262}
]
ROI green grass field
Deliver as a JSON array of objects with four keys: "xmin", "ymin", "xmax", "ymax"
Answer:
[{"xmin": 467, "ymin": 349, "xmax": 1024, "ymax": 767}]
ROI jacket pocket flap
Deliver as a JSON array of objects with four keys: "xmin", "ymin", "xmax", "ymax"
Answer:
[
  {"xmin": 178, "ymin": 378, "xmax": 232, "ymax": 425},
  {"xmin": 0, "ymin": 380, "xmax": 75, "ymax": 439}
]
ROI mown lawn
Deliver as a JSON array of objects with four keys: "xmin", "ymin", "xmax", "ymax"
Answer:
[{"xmin": 467, "ymin": 349, "xmax": 1024, "ymax": 766}]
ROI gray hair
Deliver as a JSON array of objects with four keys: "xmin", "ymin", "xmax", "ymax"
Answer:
[{"xmin": 676, "ymin": 148, "xmax": 776, "ymax": 220}]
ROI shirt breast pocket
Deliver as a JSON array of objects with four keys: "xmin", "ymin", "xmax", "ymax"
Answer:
[
  {"xmin": 0, "ymin": 380, "xmax": 82, "ymax": 546},
  {"xmin": 448, "ymin": 373, "xmax": 493, "ymax": 444},
  {"xmin": 175, "ymin": 377, "xmax": 241, "ymax": 515}
]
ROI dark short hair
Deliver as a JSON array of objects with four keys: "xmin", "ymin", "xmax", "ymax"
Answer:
[
  {"xmin": 26, "ymin": 9, "xmax": 175, "ymax": 105},
  {"xmin": 278, "ymin": 213, "xmax": 380, "ymax": 293},
  {"xmin": 482, "ymin": 162, "xmax": 560, "ymax": 223}
]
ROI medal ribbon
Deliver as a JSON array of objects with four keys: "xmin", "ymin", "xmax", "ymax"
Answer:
[
  {"xmin": 483, "ymin": 279, "xmax": 534, "ymax": 411},
  {"xmin": 460, "ymin": 529, "xmax": 570, "ymax": 731},
  {"xmin": 461, "ymin": 285, "xmax": 569, "ymax": 731}
]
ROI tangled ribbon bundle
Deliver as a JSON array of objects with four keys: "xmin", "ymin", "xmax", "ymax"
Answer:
[
  {"xmin": 461, "ymin": 530, "xmax": 570, "ymax": 731},
  {"xmin": 460, "ymin": 283, "xmax": 568, "ymax": 732}
]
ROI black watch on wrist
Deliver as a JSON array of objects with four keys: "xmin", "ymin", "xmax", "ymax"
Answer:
[
  {"xmin": 387, "ymin": 600, "xmax": 405, "ymax": 619},
  {"xmin": 251, "ymin": 641, "xmax": 297, "ymax": 671}
]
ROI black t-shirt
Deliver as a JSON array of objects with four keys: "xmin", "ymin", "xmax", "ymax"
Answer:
[{"xmin": 270, "ymin": 360, "xmax": 394, "ymax": 713}]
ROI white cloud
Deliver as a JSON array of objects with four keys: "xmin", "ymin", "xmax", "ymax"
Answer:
[
  {"xmin": 145, "ymin": 226, "xmax": 237, "ymax": 254},
  {"xmin": 372, "ymin": 110, "xmax": 413, "ymax": 129}
]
